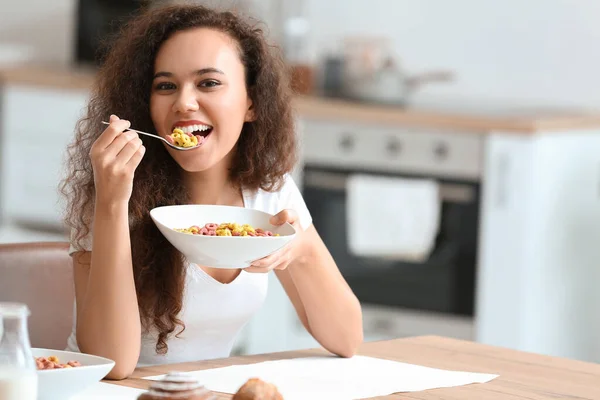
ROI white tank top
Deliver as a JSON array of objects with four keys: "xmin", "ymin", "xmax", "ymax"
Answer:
[{"xmin": 65, "ymin": 174, "xmax": 312, "ymax": 366}]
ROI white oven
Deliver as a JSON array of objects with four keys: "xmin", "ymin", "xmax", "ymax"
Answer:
[{"xmin": 299, "ymin": 118, "xmax": 484, "ymax": 342}]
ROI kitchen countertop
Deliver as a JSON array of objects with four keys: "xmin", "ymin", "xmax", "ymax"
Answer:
[
  {"xmin": 110, "ymin": 335, "xmax": 600, "ymax": 399},
  {"xmin": 3, "ymin": 64, "xmax": 600, "ymax": 133}
]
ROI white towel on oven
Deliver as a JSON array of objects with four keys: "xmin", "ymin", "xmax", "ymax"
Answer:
[{"xmin": 346, "ymin": 174, "xmax": 440, "ymax": 262}]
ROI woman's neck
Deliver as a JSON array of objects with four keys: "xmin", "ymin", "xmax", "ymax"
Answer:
[{"xmin": 182, "ymin": 160, "xmax": 243, "ymax": 207}]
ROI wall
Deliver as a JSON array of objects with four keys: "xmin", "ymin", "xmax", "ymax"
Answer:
[
  {"xmin": 3, "ymin": 0, "xmax": 600, "ymax": 110},
  {"xmin": 303, "ymin": 0, "xmax": 600, "ymax": 111}
]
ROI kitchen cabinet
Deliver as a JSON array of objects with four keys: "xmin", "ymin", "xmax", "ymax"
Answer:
[{"xmin": 0, "ymin": 83, "xmax": 89, "ymax": 232}]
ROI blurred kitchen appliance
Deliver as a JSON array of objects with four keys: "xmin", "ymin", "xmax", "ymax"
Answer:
[
  {"xmin": 320, "ymin": 51, "xmax": 345, "ymax": 98},
  {"xmin": 339, "ymin": 37, "xmax": 454, "ymax": 106},
  {"xmin": 75, "ymin": 0, "xmax": 146, "ymax": 65},
  {"xmin": 300, "ymin": 120, "xmax": 482, "ymax": 340}
]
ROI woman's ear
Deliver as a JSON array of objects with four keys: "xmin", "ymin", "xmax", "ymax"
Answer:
[{"xmin": 244, "ymin": 98, "xmax": 256, "ymax": 122}]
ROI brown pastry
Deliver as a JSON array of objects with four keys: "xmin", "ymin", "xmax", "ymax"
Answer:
[
  {"xmin": 137, "ymin": 372, "xmax": 215, "ymax": 400},
  {"xmin": 232, "ymin": 378, "xmax": 283, "ymax": 400}
]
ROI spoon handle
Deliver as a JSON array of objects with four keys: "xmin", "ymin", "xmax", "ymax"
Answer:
[
  {"xmin": 100, "ymin": 120, "xmax": 196, "ymax": 151},
  {"xmin": 101, "ymin": 121, "xmax": 164, "ymax": 141}
]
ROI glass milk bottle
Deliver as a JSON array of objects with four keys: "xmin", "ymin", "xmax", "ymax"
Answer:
[{"xmin": 0, "ymin": 303, "xmax": 38, "ymax": 400}]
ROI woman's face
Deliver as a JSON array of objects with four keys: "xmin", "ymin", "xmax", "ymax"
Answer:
[{"xmin": 150, "ymin": 28, "xmax": 253, "ymax": 172}]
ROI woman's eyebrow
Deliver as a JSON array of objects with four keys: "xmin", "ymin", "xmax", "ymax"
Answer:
[
  {"xmin": 153, "ymin": 68, "xmax": 225, "ymax": 79},
  {"xmin": 195, "ymin": 67, "xmax": 225, "ymax": 75}
]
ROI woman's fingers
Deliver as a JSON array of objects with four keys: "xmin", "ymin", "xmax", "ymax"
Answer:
[
  {"xmin": 104, "ymin": 130, "xmax": 139, "ymax": 160},
  {"xmin": 245, "ymin": 246, "xmax": 292, "ymax": 273},
  {"xmin": 243, "ymin": 265, "xmax": 271, "ymax": 273},
  {"xmin": 270, "ymin": 209, "xmax": 298, "ymax": 226},
  {"xmin": 251, "ymin": 245, "xmax": 291, "ymax": 268},
  {"xmin": 126, "ymin": 144, "xmax": 146, "ymax": 169},
  {"xmin": 93, "ymin": 116, "xmax": 131, "ymax": 152},
  {"xmin": 115, "ymin": 137, "xmax": 144, "ymax": 167}
]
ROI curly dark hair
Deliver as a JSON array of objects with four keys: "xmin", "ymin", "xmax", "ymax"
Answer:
[{"xmin": 60, "ymin": 3, "xmax": 296, "ymax": 354}]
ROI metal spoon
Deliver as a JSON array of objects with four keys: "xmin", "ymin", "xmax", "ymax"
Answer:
[{"xmin": 101, "ymin": 121, "xmax": 198, "ymax": 151}]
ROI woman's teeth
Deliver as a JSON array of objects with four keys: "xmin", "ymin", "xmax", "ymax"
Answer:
[{"xmin": 174, "ymin": 124, "xmax": 212, "ymax": 134}]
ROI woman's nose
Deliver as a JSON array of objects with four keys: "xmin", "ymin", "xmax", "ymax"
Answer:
[{"xmin": 173, "ymin": 86, "xmax": 199, "ymax": 113}]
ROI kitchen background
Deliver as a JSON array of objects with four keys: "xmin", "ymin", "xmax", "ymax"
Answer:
[
  {"xmin": 4, "ymin": 0, "xmax": 600, "ymax": 109},
  {"xmin": 1, "ymin": 0, "xmax": 600, "ymax": 366}
]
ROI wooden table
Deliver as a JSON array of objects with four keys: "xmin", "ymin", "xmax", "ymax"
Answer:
[{"xmin": 110, "ymin": 335, "xmax": 600, "ymax": 399}]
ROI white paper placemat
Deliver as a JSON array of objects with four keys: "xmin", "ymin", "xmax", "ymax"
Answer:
[
  {"xmin": 143, "ymin": 355, "xmax": 498, "ymax": 400},
  {"xmin": 72, "ymin": 382, "xmax": 146, "ymax": 399}
]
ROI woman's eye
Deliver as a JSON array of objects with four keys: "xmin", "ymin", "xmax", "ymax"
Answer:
[
  {"xmin": 155, "ymin": 82, "xmax": 176, "ymax": 91},
  {"xmin": 199, "ymin": 80, "xmax": 220, "ymax": 88}
]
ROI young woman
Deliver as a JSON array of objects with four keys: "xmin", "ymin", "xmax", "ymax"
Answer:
[{"xmin": 60, "ymin": 4, "xmax": 363, "ymax": 380}]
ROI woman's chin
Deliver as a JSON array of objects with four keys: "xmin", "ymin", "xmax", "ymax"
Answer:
[
  {"xmin": 169, "ymin": 142, "xmax": 236, "ymax": 173},
  {"xmin": 177, "ymin": 160, "xmax": 215, "ymax": 173}
]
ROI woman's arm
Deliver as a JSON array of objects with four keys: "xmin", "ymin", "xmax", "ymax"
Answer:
[
  {"xmin": 72, "ymin": 115, "xmax": 145, "ymax": 379},
  {"xmin": 274, "ymin": 225, "xmax": 364, "ymax": 357},
  {"xmin": 73, "ymin": 202, "xmax": 141, "ymax": 380}
]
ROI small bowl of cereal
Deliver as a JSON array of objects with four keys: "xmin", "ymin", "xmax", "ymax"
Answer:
[
  {"xmin": 33, "ymin": 348, "xmax": 115, "ymax": 400},
  {"xmin": 149, "ymin": 205, "xmax": 297, "ymax": 268}
]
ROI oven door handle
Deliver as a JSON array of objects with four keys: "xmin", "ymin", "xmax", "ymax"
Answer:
[{"xmin": 303, "ymin": 170, "xmax": 476, "ymax": 204}]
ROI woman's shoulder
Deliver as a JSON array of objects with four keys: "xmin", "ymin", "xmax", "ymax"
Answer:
[{"xmin": 244, "ymin": 173, "xmax": 298, "ymax": 203}]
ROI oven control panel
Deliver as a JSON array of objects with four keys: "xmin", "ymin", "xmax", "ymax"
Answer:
[{"xmin": 300, "ymin": 119, "xmax": 484, "ymax": 181}]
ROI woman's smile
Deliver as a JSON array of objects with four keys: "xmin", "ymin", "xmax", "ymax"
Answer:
[
  {"xmin": 171, "ymin": 119, "xmax": 214, "ymax": 148},
  {"xmin": 150, "ymin": 27, "xmax": 254, "ymax": 172}
]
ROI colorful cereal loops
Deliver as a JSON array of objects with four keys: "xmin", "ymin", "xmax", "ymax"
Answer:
[
  {"xmin": 166, "ymin": 128, "xmax": 203, "ymax": 148},
  {"xmin": 175, "ymin": 222, "xmax": 280, "ymax": 237},
  {"xmin": 35, "ymin": 356, "xmax": 82, "ymax": 370}
]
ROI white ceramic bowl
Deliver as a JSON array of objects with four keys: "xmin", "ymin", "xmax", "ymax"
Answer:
[
  {"xmin": 150, "ymin": 205, "xmax": 297, "ymax": 268},
  {"xmin": 33, "ymin": 348, "xmax": 115, "ymax": 400}
]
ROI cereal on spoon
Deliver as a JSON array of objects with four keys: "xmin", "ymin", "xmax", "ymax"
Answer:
[
  {"xmin": 166, "ymin": 122, "xmax": 212, "ymax": 149},
  {"xmin": 167, "ymin": 128, "xmax": 202, "ymax": 148}
]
